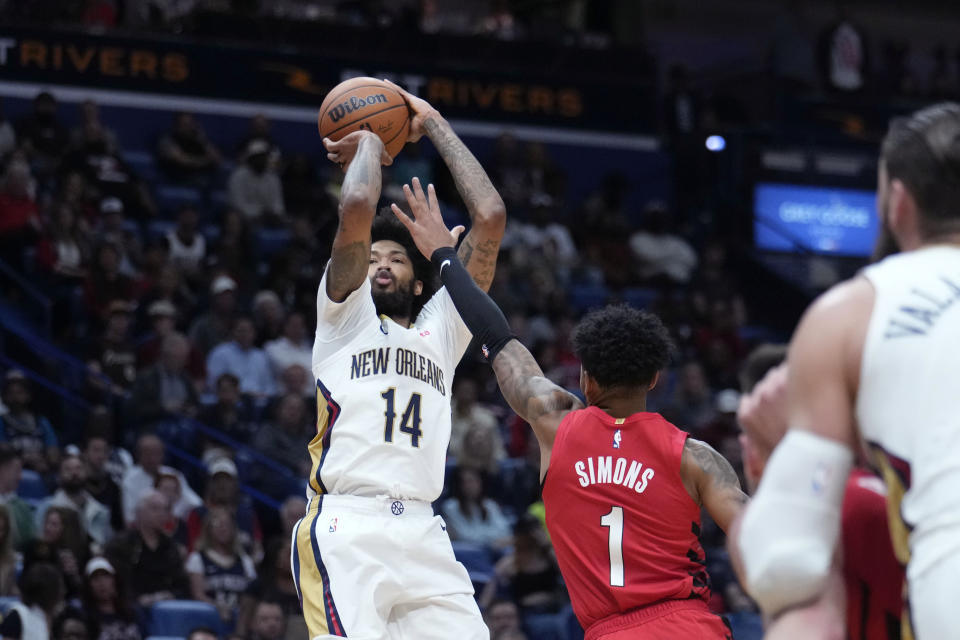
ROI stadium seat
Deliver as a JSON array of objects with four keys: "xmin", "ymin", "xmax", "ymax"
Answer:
[
  {"xmin": 621, "ymin": 287, "xmax": 659, "ymax": 309},
  {"xmin": 451, "ymin": 541, "xmax": 494, "ymax": 576},
  {"xmin": 524, "ymin": 612, "xmax": 563, "ymax": 640},
  {"xmin": 17, "ymin": 470, "xmax": 48, "ymax": 501},
  {"xmin": 560, "ymin": 605, "xmax": 584, "ymax": 640},
  {"xmin": 148, "ymin": 600, "xmax": 221, "ymax": 637},
  {"xmin": 256, "ymin": 228, "xmax": 292, "ymax": 258},
  {"xmin": 155, "ymin": 185, "xmax": 202, "ymax": 215},
  {"xmin": 568, "ymin": 284, "xmax": 609, "ymax": 312},
  {"xmin": 727, "ymin": 611, "xmax": 763, "ymax": 640},
  {"xmin": 122, "ymin": 150, "xmax": 161, "ymax": 182},
  {"xmin": 0, "ymin": 596, "xmax": 19, "ymax": 613}
]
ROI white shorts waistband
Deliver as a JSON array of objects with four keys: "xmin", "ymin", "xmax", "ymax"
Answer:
[{"xmin": 308, "ymin": 494, "xmax": 435, "ymax": 519}]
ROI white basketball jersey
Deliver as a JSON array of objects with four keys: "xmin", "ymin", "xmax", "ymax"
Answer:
[
  {"xmin": 308, "ymin": 268, "xmax": 472, "ymax": 502},
  {"xmin": 857, "ymin": 245, "xmax": 960, "ymax": 580}
]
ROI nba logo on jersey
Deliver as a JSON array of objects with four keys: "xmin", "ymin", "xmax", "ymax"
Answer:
[
  {"xmin": 328, "ymin": 517, "xmax": 338, "ymax": 533},
  {"xmin": 613, "ymin": 429, "xmax": 622, "ymax": 449}
]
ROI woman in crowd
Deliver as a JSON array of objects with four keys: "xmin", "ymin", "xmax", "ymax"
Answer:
[
  {"xmin": 441, "ymin": 467, "xmax": 512, "ymax": 550},
  {"xmin": 0, "ymin": 505, "xmax": 18, "ymax": 596},
  {"xmin": 480, "ymin": 514, "xmax": 564, "ymax": 614},
  {"xmin": 185, "ymin": 507, "xmax": 257, "ymax": 627},
  {"xmin": 81, "ymin": 556, "xmax": 141, "ymax": 640},
  {"xmin": 23, "ymin": 506, "xmax": 88, "ymax": 598}
]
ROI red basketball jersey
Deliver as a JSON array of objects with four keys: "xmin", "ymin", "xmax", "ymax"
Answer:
[
  {"xmin": 842, "ymin": 469, "xmax": 905, "ymax": 640},
  {"xmin": 543, "ymin": 407, "xmax": 710, "ymax": 631}
]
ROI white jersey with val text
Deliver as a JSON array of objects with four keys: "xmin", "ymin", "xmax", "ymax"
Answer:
[
  {"xmin": 308, "ymin": 267, "xmax": 472, "ymax": 502},
  {"xmin": 857, "ymin": 245, "xmax": 960, "ymax": 581}
]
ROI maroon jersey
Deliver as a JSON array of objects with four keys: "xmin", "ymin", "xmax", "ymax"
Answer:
[
  {"xmin": 543, "ymin": 407, "xmax": 710, "ymax": 631},
  {"xmin": 842, "ymin": 469, "xmax": 904, "ymax": 640}
]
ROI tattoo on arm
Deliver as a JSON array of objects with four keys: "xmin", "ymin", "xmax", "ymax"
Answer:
[
  {"xmin": 424, "ymin": 118, "xmax": 502, "ymax": 221},
  {"xmin": 326, "ymin": 139, "xmax": 381, "ymax": 301},
  {"xmin": 425, "ymin": 117, "xmax": 505, "ymax": 292},
  {"xmin": 491, "ymin": 341, "xmax": 582, "ymax": 445},
  {"xmin": 683, "ymin": 438, "xmax": 748, "ymax": 507}
]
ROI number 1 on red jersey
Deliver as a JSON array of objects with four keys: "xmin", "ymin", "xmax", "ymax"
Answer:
[{"xmin": 600, "ymin": 506, "xmax": 625, "ymax": 587}]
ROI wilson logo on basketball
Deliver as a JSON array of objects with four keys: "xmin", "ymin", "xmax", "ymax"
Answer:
[{"xmin": 328, "ymin": 94, "xmax": 389, "ymax": 122}]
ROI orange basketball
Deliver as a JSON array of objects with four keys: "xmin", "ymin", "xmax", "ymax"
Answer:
[{"xmin": 317, "ymin": 77, "xmax": 410, "ymax": 159}]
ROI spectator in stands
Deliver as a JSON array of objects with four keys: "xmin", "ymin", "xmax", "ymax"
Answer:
[
  {"xmin": 0, "ymin": 563, "xmax": 65, "ymax": 640},
  {"xmin": 93, "ymin": 198, "xmax": 141, "ymax": 278},
  {"xmin": 188, "ymin": 629, "xmax": 218, "ymax": 640},
  {"xmin": 662, "ymin": 360, "xmax": 716, "ymax": 433},
  {"xmin": 51, "ymin": 606, "xmax": 93, "ymax": 640},
  {"xmin": 23, "ymin": 506, "xmax": 87, "ymax": 598},
  {"xmin": 277, "ymin": 496, "xmax": 307, "ymax": 543},
  {"xmin": 0, "ymin": 444, "xmax": 35, "ymax": 548},
  {"xmin": 228, "ymin": 139, "xmax": 286, "ymax": 224},
  {"xmin": 0, "ymin": 99, "xmax": 15, "ymax": 160},
  {"xmin": 247, "ymin": 600, "xmax": 286, "ymax": 640},
  {"xmin": 252, "ymin": 290, "xmax": 285, "ymax": 346},
  {"xmin": 206, "ymin": 317, "xmax": 277, "ymax": 397},
  {"xmin": 82, "ymin": 431, "xmax": 125, "ymax": 534},
  {"xmin": 0, "ymin": 505, "xmax": 18, "ymax": 596},
  {"xmin": 86, "ymin": 299, "xmax": 139, "ymax": 394},
  {"xmin": 71, "ymin": 100, "xmax": 119, "ymax": 152},
  {"xmin": 136, "ymin": 300, "xmax": 180, "ymax": 367},
  {"xmin": 166, "ymin": 205, "xmax": 207, "ymax": 284},
  {"xmin": 190, "ymin": 275, "xmax": 239, "ymax": 356},
  {"xmin": 36, "ymin": 203, "xmax": 92, "ymax": 285},
  {"xmin": 105, "ymin": 490, "xmax": 190, "ymax": 607},
  {"xmin": 0, "ymin": 157, "xmax": 41, "ymax": 267},
  {"xmin": 480, "ymin": 514, "xmax": 563, "ymax": 613},
  {"xmin": 207, "ymin": 211, "xmax": 255, "ymax": 287},
  {"xmin": 156, "ymin": 111, "xmax": 221, "ymax": 184},
  {"xmin": 264, "ymin": 312, "xmax": 312, "ymax": 394},
  {"xmin": 484, "ymin": 600, "xmax": 522, "ymax": 640},
  {"xmin": 36, "ymin": 454, "xmax": 113, "ymax": 550},
  {"xmin": 252, "ymin": 394, "xmax": 311, "ymax": 476},
  {"xmin": 457, "ymin": 420, "xmax": 505, "ymax": 476},
  {"xmin": 199, "ymin": 373, "xmax": 255, "ymax": 455},
  {"xmin": 0, "ymin": 370, "xmax": 60, "ymax": 476},
  {"xmin": 128, "ymin": 332, "xmax": 200, "ymax": 430},
  {"xmin": 139, "ymin": 263, "xmax": 199, "ymax": 337},
  {"xmin": 15, "ymin": 91, "xmax": 68, "ymax": 173},
  {"xmin": 441, "ymin": 467, "xmax": 512, "ymax": 550},
  {"xmin": 236, "ymin": 114, "xmax": 279, "ymax": 165},
  {"xmin": 628, "ymin": 201, "xmax": 698, "ymax": 284},
  {"xmin": 236, "ymin": 539, "xmax": 302, "ymax": 637},
  {"xmin": 155, "ymin": 470, "xmax": 191, "ymax": 544},
  {"xmin": 84, "ymin": 406, "xmax": 134, "ymax": 486},
  {"xmin": 121, "ymin": 434, "xmax": 201, "ymax": 526},
  {"xmin": 282, "ymin": 153, "xmax": 332, "ymax": 219},
  {"xmin": 448, "ymin": 376, "xmax": 505, "ymax": 465},
  {"xmin": 85, "ymin": 242, "xmax": 136, "ymax": 325},
  {"xmin": 186, "ymin": 458, "xmax": 262, "ymax": 558},
  {"xmin": 186, "ymin": 507, "xmax": 257, "ymax": 624}
]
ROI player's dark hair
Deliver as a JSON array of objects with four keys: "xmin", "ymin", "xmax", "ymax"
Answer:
[
  {"xmin": 572, "ymin": 305, "xmax": 675, "ymax": 390},
  {"xmin": 881, "ymin": 102, "xmax": 960, "ymax": 237},
  {"xmin": 372, "ymin": 209, "xmax": 437, "ymax": 311},
  {"xmin": 738, "ymin": 343, "xmax": 788, "ymax": 393}
]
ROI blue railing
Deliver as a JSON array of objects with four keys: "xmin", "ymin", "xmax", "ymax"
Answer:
[{"xmin": 0, "ymin": 259, "xmax": 52, "ymax": 336}]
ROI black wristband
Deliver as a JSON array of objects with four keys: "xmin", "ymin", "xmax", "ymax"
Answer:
[{"xmin": 431, "ymin": 247, "xmax": 515, "ymax": 361}]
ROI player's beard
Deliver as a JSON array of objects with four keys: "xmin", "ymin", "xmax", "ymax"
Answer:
[
  {"xmin": 871, "ymin": 202, "xmax": 901, "ymax": 263},
  {"xmin": 372, "ymin": 279, "xmax": 415, "ymax": 320}
]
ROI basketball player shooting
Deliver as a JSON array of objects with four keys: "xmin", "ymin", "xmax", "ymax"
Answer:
[
  {"xmin": 390, "ymin": 180, "xmax": 748, "ymax": 640},
  {"xmin": 735, "ymin": 103, "xmax": 960, "ymax": 640},
  {"xmin": 292, "ymin": 89, "xmax": 505, "ymax": 638}
]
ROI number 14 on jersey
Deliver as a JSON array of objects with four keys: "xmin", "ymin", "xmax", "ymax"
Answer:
[{"xmin": 380, "ymin": 388, "xmax": 423, "ymax": 447}]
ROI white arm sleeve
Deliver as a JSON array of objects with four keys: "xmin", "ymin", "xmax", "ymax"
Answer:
[{"xmin": 738, "ymin": 430, "xmax": 853, "ymax": 617}]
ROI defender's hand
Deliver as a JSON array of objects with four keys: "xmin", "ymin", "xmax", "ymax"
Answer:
[
  {"xmin": 390, "ymin": 177, "xmax": 464, "ymax": 258},
  {"xmin": 323, "ymin": 130, "xmax": 392, "ymax": 172},
  {"xmin": 383, "ymin": 79, "xmax": 441, "ymax": 143}
]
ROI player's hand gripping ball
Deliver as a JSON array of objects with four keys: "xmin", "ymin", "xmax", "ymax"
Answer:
[{"xmin": 318, "ymin": 77, "xmax": 411, "ymax": 160}]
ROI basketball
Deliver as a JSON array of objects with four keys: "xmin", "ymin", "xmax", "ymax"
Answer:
[{"xmin": 318, "ymin": 77, "xmax": 410, "ymax": 159}]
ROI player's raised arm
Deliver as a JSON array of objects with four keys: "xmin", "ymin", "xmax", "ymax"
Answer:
[
  {"xmin": 389, "ymin": 180, "xmax": 581, "ymax": 474},
  {"xmin": 680, "ymin": 438, "xmax": 748, "ymax": 533},
  {"xmin": 385, "ymin": 80, "xmax": 506, "ymax": 292},
  {"xmin": 322, "ymin": 130, "xmax": 391, "ymax": 302}
]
